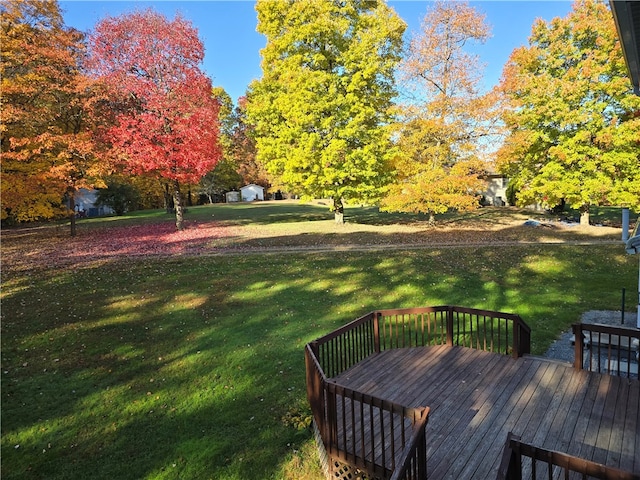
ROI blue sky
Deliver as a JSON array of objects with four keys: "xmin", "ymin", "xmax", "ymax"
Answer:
[{"xmin": 59, "ymin": 1, "xmax": 574, "ymax": 103}]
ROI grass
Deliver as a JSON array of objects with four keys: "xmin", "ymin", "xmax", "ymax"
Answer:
[
  {"xmin": 68, "ymin": 201, "xmax": 630, "ymax": 251},
  {"xmin": 1, "ymin": 202, "xmax": 638, "ymax": 480}
]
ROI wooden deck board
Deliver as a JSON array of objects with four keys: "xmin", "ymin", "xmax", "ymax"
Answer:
[
  {"xmin": 459, "ymin": 361, "xmax": 559, "ymax": 480},
  {"xmin": 607, "ymin": 378, "xmax": 629, "ymax": 468},
  {"xmin": 333, "ymin": 346, "xmax": 640, "ymax": 479},
  {"xmin": 480, "ymin": 362, "xmax": 569, "ymax": 480},
  {"xmin": 624, "ymin": 379, "xmax": 640, "ymax": 472},
  {"xmin": 428, "ymin": 357, "xmax": 549, "ymax": 480}
]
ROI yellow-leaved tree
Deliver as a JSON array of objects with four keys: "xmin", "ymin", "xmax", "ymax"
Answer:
[
  {"xmin": 247, "ymin": 0, "xmax": 406, "ymax": 224},
  {"xmin": 382, "ymin": 0, "xmax": 500, "ymax": 223}
]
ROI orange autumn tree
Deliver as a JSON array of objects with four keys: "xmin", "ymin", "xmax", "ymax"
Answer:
[
  {"xmin": 1, "ymin": 0, "xmax": 104, "ymax": 234},
  {"xmin": 88, "ymin": 9, "xmax": 222, "ymax": 231},
  {"xmin": 231, "ymin": 97, "xmax": 267, "ymax": 188},
  {"xmin": 381, "ymin": 0, "xmax": 499, "ymax": 222}
]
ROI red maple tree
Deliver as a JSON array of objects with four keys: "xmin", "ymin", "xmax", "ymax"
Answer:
[{"xmin": 88, "ymin": 9, "xmax": 221, "ymax": 230}]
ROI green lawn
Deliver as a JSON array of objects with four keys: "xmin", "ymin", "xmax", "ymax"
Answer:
[{"xmin": 1, "ymin": 203, "xmax": 637, "ymax": 479}]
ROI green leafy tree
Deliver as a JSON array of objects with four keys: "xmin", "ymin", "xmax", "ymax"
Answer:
[
  {"xmin": 211, "ymin": 86, "xmax": 235, "ymax": 156},
  {"xmin": 380, "ymin": 0, "xmax": 496, "ymax": 223},
  {"xmin": 201, "ymin": 87, "xmax": 243, "ymax": 200},
  {"xmin": 498, "ymin": 0, "xmax": 640, "ymax": 225},
  {"xmin": 198, "ymin": 160, "xmax": 242, "ymax": 203},
  {"xmin": 94, "ymin": 177, "xmax": 140, "ymax": 215},
  {"xmin": 247, "ymin": 0, "xmax": 405, "ymax": 223}
]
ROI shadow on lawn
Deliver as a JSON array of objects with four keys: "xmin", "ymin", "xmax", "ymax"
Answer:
[
  {"xmin": 189, "ymin": 201, "xmax": 335, "ymax": 226},
  {"xmin": 1, "ymin": 264, "xmax": 312, "ymax": 479},
  {"xmin": 214, "ymin": 221, "xmax": 620, "ymax": 252}
]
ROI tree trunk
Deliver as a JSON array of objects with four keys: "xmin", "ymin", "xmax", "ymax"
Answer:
[
  {"xmin": 173, "ymin": 179, "xmax": 184, "ymax": 231},
  {"xmin": 333, "ymin": 196, "xmax": 344, "ymax": 224},
  {"xmin": 164, "ymin": 182, "xmax": 173, "ymax": 214},
  {"xmin": 580, "ymin": 205, "xmax": 590, "ymax": 226},
  {"xmin": 69, "ymin": 190, "xmax": 77, "ymax": 237}
]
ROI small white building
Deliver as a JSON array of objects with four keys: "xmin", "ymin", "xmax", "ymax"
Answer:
[
  {"xmin": 240, "ymin": 184, "xmax": 264, "ymax": 202},
  {"xmin": 225, "ymin": 191, "xmax": 240, "ymax": 203}
]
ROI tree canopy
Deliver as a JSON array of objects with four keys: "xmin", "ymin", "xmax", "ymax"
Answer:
[
  {"xmin": 231, "ymin": 97, "xmax": 267, "ymax": 189},
  {"xmin": 88, "ymin": 9, "xmax": 222, "ymax": 230},
  {"xmin": 497, "ymin": 0, "xmax": 640, "ymax": 224},
  {"xmin": 1, "ymin": 0, "xmax": 103, "ymax": 233},
  {"xmin": 247, "ymin": 0, "xmax": 405, "ymax": 223},
  {"xmin": 380, "ymin": 0, "xmax": 497, "ymax": 222}
]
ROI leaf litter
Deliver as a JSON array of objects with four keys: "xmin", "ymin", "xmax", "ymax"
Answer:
[
  {"xmin": 1, "ymin": 213, "xmax": 621, "ymax": 274},
  {"xmin": 1, "ymin": 221, "xmax": 237, "ymax": 272}
]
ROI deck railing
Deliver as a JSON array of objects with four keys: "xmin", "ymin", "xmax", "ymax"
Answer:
[
  {"xmin": 389, "ymin": 407, "xmax": 430, "ymax": 480},
  {"xmin": 572, "ymin": 323, "xmax": 640, "ymax": 378},
  {"xmin": 312, "ymin": 312, "xmax": 379, "ymax": 379},
  {"xmin": 305, "ymin": 343, "xmax": 429, "ymax": 479},
  {"xmin": 306, "ymin": 306, "xmax": 531, "ymax": 479},
  {"xmin": 496, "ymin": 432, "xmax": 639, "ymax": 480},
  {"xmin": 377, "ymin": 306, "xmax": 531, "ymax": 358}
]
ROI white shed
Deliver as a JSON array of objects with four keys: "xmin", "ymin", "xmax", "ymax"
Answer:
[
  {"xmin": 225, "ymin": 191, "xmax": 240, "ymax": 203},
  {"xmin": 240, "ymin": 184, "xmax": 264, "ymax": 202}
]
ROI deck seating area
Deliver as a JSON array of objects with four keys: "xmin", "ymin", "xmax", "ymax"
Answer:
[{"xmin": 305, "ymin": 306, "xmax": 640, "ymax": 480}]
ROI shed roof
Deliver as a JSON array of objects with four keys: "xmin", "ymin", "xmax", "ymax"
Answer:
[{"xmin": 240, "ymin": 184, "xmax": 264, "ymax": 190}]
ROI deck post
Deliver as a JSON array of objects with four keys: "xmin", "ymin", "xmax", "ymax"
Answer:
[
  {"xmin": 305, "ymin": 343, "xmax": 324, "ymax": 430},
  {"xmin": 497, "ymin": 432, "xmax": 522, "ymax": 480},
  {"xmin": 512, "ymin": 317, "xmax": 529, "ymax": 359},
  {"xmin": 572, "ymin": 324, "xmax": 584, "ymax": 370},
  {"xmin": 374, "ymin": 312, "xmax": 381, "ymax": 353},
  {"xmin": 510, "ymin": 441, "xmax": 522, "ymax": 480},
  {"xmin": 325, "ymin": 384, "xmax": 338, "ymax": 449},
  {"xmin": 417, "ymin": 426, "xmax": 427, "ymax": 480},
  {"xmin": 446, "ymin": 307, "xmax": 454, "ymax": 347}
]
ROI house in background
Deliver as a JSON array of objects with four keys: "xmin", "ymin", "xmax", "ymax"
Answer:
[
  {"xmin": 240, "ymin": 184, "xmax": 264, "ymax": 202},
  {"xmin": 75, "ymin": 188, "xmax": 113, "ymax": 217},
  {"xmin": 482, "ymin": 173, "xmax": 509, "ymax": 206}
]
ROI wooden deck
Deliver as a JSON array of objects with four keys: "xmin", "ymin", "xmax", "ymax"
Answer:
[{"xmin": 334, "ymin": 345, "xmax": 640, "ymax": 479}]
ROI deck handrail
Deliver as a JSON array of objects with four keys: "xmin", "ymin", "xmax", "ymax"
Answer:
[
  {"xmin": 311, "ymin": 307, "xmax": 532, "ymax": 379},
  {"xmin": 311, "ymin": 312, "xmax": 378, "ymax": 378},
  {"xmin": 376, "ymin": 306, "xmax": 531, "ymax": 359},
  {"xmin": 388, "ymin": 407, "xmax": 430, "ymax": 480},
  {"xmin": 305, "ymin": 343, "xmax": 429, "ymax": 479},
  {"xmin": 324, "ymin": 382, "xmax": 427, "ymax": 478},
  {"xmin": 306, "ymin": 305, "xmax": 531, "ymax": 479},
  {"xmin": 496, "ymin": 432, "xmax": 640, "ymax": 480},
  {"xmin": 572, "ymin": 323, "xmax": 640, "ymax": 378}
]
